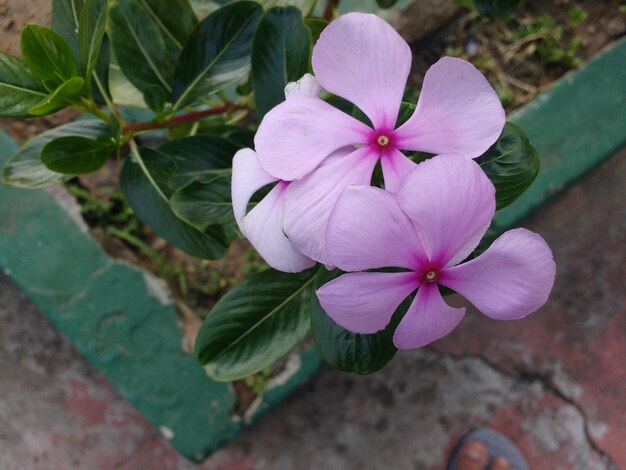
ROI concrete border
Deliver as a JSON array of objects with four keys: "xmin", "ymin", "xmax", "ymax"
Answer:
[{"xmin": 0, "ymin": 37, "xmax": 624, "ymax": 461}]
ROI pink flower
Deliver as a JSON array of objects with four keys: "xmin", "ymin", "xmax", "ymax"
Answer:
[
  {"xmin": 316, "ymin": 155, "xmax": 556, "ymax": 349},
  {"xmin": 231, "ymin": 148, "xmax": 315, "ymax": 273},
  {"xmin": 254, "ymin": 12, "xmax": 505, "ymax": 264}
]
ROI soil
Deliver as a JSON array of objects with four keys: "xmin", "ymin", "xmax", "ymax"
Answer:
[{"xmin": 1, "ymin": 0, "xmax": 624, "ymax": 401}]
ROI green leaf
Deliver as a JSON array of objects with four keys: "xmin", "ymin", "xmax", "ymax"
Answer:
[
  {"xmin": 78, "ymin": 0, "xmax": 109, "ymax": 86},
  {"xmin": 108, "ymin": 0, "xmax": 182, "ymax": 94},
  {"xmin": 41, "ymin": 136, "xmax": 113, "ymax": 174},
  {"xmin": 251, "ymin": 6, "xmax": 311, "ymax": 119},
  {"xmin": 52, "ymin": 0, "xmax": 86, "ymax": 62},
  {"xmin": 254, "ymin": 0, "xmax": 317, "ymax": 16},
  {"xmin": 171, "ymin": 177, "xmax": 233, "ymax": 230},
  {"xmin": 141, "ymin": 0, "xmax": 198, "ymax": 47},
  {"xmin": 473, "ymin": 0, "xmax": 521, "ymax": 18},
  {"xmin": 172, "ymin": 2, "xmax": 263, "ymax": 110},
  {"xmin": 195, "ymin": 267, "xmax": 318, "ymax": 381},
  {"xmin": 3, "ymin": 120, "xmax": 111, "ymax": 188},
  {"xmin": 0, "ymin": 52, "xmax": 48, "ymax": 118},
  {"xmin": 304, "ymin": 18, "xmax": 328, "ymax": 44},
  {"xmin": 143, "ymin": 84, "xmax": 168, "ymax": 113},
  {"xmin": 120, "ymin": 147, "xmax": 229, "ymax": 259},
  {"xmin": 476, "ymin": 122, "xmax": 540, "ymax": 210},
  {"xmin": 158, "ymin": 135, "xmax": 241, "ymax": 189},
  {"xmin": 310, "ymin": 270, "xmax": 402, "ymax": 375},
  {"xmin": 376, "ymin": 0, "xmax": 398, "ymax": 8},
  {"xmin": 27, "ymin": 76, "xmax": 84, "ymax": 116},
  {"xmin": 20, "ymin": 24, "xmax": 78, "ymax": 87}
]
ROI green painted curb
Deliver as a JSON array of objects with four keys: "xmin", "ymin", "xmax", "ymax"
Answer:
[{"xmin": 0, "ymin": 37, "xmax": 624, "ymax": 462}]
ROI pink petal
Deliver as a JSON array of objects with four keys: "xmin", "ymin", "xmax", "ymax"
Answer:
[
  {"xmin": 325, "ymin": 185, "xmax": 428, "ymax": 272},
  {"xmin": 380, "ymin": 147, "xmax": 418, "ymax": 192},
  {"xmin": 231, "ymin": 148, "xmax": 278, "ymax": 227},
  {"xmin": 439, "ymin": 228, "xmax": 556, "ymax": 320},
  {"xmin": 312, "ymin": 12, "xmax": 411, "ymax": 130},
  {"xmin": 393, "ymin": 284, "xmax": 465, "ymax": 349},
  {"xmin": 317, "ymin": 271, "xmax": 418, "ymax": 334},
  {"xmin": 242, "ymin": 182, "xmax": 316, "ymax": 273},
  {"xmin": 397, "ymin": 154, "xmax": 495, "ymax": 267},
  {"xmin": 231, "ymin": 149, "xmax": 315, "ymax": 273},
  {"xmin": 394, "ymin": 57, "xmax": 505, "ymax": 158},
  {"xmin": 283, "ymin": 147, "xmax": 378, "ymax": 265},
  {"xmin": 254, "ymin": 95, "xmax": 370, "ymax": 181}
]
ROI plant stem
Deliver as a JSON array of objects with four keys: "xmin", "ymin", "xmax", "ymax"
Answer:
[
  {"xmin": 78, "ymin": 97, "xmax": 111, "ymax": 123},
  {"xmin": 122, "ymin": 103, "xmax": 244, "ymax": 134},
  {"xmin": 323, "ymin": 0, "xmax": 339, "ymax": 21}
]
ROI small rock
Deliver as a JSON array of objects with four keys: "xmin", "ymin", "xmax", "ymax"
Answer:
[
  {"xmin": 391, "ymin": 0, "xmax": 462, "ymax": 44},
  {"xmin": 605, "ymin": 17, "xmax": 626, "ymax": 38}
]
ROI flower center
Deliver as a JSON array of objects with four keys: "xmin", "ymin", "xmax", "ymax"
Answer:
[
  {"xmin": 377, "ymin": 135, "xmax": 390, "ymax": 146},
  {"xmin": 424, "ymin": 270, "xmax": 438, "ymax": 283}
]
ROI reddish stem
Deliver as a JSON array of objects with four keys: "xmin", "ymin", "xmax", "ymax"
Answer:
[
  {"xmin": 323, "ymin": 0, "xmax": 339, "ymax": 21},
  {"xmin": 122, "ymin": 103, "xmax": 241, "ymax": 134}
]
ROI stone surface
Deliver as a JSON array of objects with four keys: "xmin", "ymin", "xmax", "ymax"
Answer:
[{"xmin": 1, "ymin": 148, "xmax": 624, "ymax": 469}]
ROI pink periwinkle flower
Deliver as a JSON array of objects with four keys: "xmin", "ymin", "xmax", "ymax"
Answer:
[
  {"xmin": 253, "ymin": 12, "xmax": 505, "ymax": 265},
  {"xmin": 316, "ymin": 155, "xmax": 556, "ymax": 349}
]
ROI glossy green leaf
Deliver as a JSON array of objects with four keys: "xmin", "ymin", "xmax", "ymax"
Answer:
[
  {"xmin": 0, "ymin": 52, "xmax": 47, "ymax": 118},
  {"xmin": 171, "ymin": 177, "xmax": 233, "ymax": 230},
  {"xmin": 41, "ymin": 136, "xmax": 113, "ymax": 174},
  {"xmin": 120, "ymin": 147, "xmax": 229, "ymax": 259},
  {"xmin": 78, "ymin": 0, "xmax": 109, "ymax": 85},
  {"xmin": 476, "ymin": 122, "xmax": 540, "ymax": 210},
  {"xmin": 3, "ymin": 120, "xmax": 111, "ymax": 188},
  {"xmin": 172, "ymin": 2, "xmax": 263, "ymax": 110},
  {"xmin": 473, "ymin": 0, "xmax": 521, "ymax": 18},
  {"xmin": 251, "ymin": 7, "xmax": 311, "ymax": 119},
  {"xmin": 311, "ymin": 270, "xmax": 403, "ymax": 375},
  {"xmin": 52, "ymin": 0, "xmax": 86, "ymax": 62},
  {"xmin": 158, "ymin": 135, "xmax": 241, "ymax": 189},
  {"xmin": 27, "ymin": 76, "xmax": 84, "ymax": 116},
  {"xmin": 108, "ymin": 0, "xmax": 181, "ymax": 94},
  {"xmin": 20, "ymin": 24, "xmax": 78, "ymax": 87},
  {"xmin": 143, "ymin": 84, "xmax": 168, "ymax": 113},
  {"xmin": 195, "ymin": 267, "xmax": 318, "ymax": 381},
  {"xmin": 141, "ymin": 0, "xmax": 198, "ymax": 47}
]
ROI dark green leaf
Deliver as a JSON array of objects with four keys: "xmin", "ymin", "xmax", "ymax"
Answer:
[
  {"xmin": 143, "ymin": 85, "xmax": 168, "ymax": 113},
  {"xmin": 0, "ymin": 52, "xmax": 48, "ymax": 118},
  {"xmin": 376, "ymin": 0, "xmax": 398, "ymax": 8},
  {"xmin": 251, "ymin": 6, "xmax": 311, "ymax": 119},
  {"xmin": 120, "ymin": 147, "xmax": 228, "ymax": 259},
  {"xmin": 172, "ymin": 2, "xmax": 263, "ymax": 110},
  {"xmin": 27, "ymin": 76, "xmax": 84, "ymax": 116},
  {"xmin": 195, "ymin": 267, "xmax": 317, "ymax": 381},
  {"xmin": 304, "ymin": 18, "xmax": 328, "ymax": 44},
  {"xmin": 254, "ymin": 0, "xmax": 317, "ymax": 16},
  {"xmin": 476, "ymin": 122, "xmax": 540, "ymax": 210},
  {"xmin": 20, "ymin": 24, "xmax": 78, "ymax": 87},
  {"xmin": 52, "ymin": 0, "xmax": 85, "ymax": 62},
  {"xmin": 78, "ymin": 0, "xmax": 109, "ymax": 85},
  {"xmin": 141, "ymin": 0, "xmax": 198, "ymax": 47},
  {"xmin": 311, "ymin": 269, "xmax": 403, "ymax": 375},
  {"xmin": 41, "ymin": 136, "xmax": 113, "ymax": 174},
  {"xmin": 171, "ymin": 177, "xmax": 233, "ymax": 230},
  {"xmin": 473, "ymin": 0, "xmax": 521, "ymax": 18},
  {"xmin": 158, "ymin": 135, "xmax": 240, "ymax": 189},
  {"xmin": 108, "ymin": 0, "xmax": 181, "ymax": 94},
  {"xmin": 3, "ymin": 120, "xmax": 111, "ymax": 188}
]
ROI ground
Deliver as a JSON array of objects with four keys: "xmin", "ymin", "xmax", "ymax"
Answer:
[{"xmin": 1, "ymin": 147, "xmax": 624, "ymax": 469}]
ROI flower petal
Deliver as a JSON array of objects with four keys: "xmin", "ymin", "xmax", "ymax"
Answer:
[
  {"xmin": 317, "ymin": 271, "xmax": 418, "ymax": 334},
  {"xmin": 393, "ymin": 284, "xmax": 465, "ymax": 349},
  {"xmin": 394, "ymin": 57, "xmax": 505, "ymax": 158},
  {"xmin": 242, "ymin": 182, "xmax": 316, "ymax": 273},
  {"xmin": 326, "ymin": 185, "xmax": 427, "ymax": 272},
  {"xmin": 231, "ymin": 148, "xmax": 278, "ymax": 227},
  {"xmin": 439, "ymin": 228, "xmax": 556, "ymax": 320},
  {"xmin": 312, "ymin": 12, "xmax": 411, "ymax": 130},
  {"xmin": 397, "ymin": 154, "xmax": 495, "ymax": 267},
  {"xmin": 380, "ymin": 147, "xmax": 418, "ymax": 192},
  {"xmin": 283, "ymin": 147, "xmax": 378, "ymax": 265},
  {"xmin": 254, "ymin": 95, "xmax": 370, "ymax": 181}
]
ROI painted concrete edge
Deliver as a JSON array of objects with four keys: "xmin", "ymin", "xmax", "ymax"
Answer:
[
  {"xmin": 496, "ymin": 37, "xmax": 626, "ymax": 229},
  {"xmin": 0, "ymin": 126, "xmax": 324, "ymax": 462}
]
